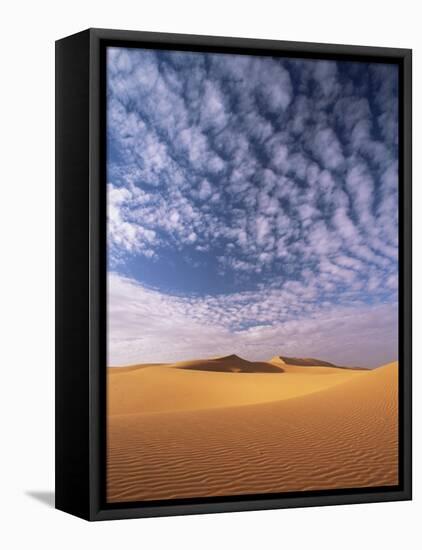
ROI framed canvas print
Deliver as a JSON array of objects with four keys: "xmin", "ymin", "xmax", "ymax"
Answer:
[{"xmin": 55, "ymin": 28, "xmax": 412, "ymax": 521}]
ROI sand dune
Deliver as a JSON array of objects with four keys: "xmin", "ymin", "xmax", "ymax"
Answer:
[
  {"xmin": 175, "ymin": 354, "xmax": 284, "ymax": 373},
  {"xmin": 271, "ymin": 355, "xmax": 340, "ymax": 367},
  {"xmin": 270, "ymin": 355, "xmax": 369, "ymax": 371},
  {"xmin": 107, "ymin": 356, "xmax": 398, "ymax": 503},
  {"xmin": 107, "ymin": 363, "xmax": 166, "ymax": 375},
  {"xmin": 107, "ymin": 356, "xmax": 363, "ymax": 415}
]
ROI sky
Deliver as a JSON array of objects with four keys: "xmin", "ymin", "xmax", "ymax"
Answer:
[{"xmin": 106, "ymin": 46, "xmax": 399, "ymax": 368}]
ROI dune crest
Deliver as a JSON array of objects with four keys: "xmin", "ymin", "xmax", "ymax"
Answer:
[
  {"xmin": 270, "ymin": 355, "xmax": 369, "ymax": 370},
  {"xmin": 270, "ymin": 355, "xmax": 338, "ymax": 367}
]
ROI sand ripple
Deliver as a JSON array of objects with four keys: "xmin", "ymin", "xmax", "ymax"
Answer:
[{"xmin": 107, "ymin": 361, "xmax": 398, "ymax": 502}]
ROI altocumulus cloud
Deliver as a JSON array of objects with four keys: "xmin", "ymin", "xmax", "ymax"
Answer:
[{"xmin": 106, "ymin": 47, "xmax": 399, "ymax": 367}]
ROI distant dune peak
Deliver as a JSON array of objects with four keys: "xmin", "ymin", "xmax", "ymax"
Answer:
[
  {"xmin": 177, "ymin": 354, "xmax": 284, "ymax": 374},
  {"xmin": 213, "ymin": 354, "xmax": 246, "ymax": 362},
  {"xmin": 270, "ymin": 356, "xmax": 287, "ymax": 365},
  {"xmin": 269, "ymin": 355, "xmax": 369, "ymax": 370}
]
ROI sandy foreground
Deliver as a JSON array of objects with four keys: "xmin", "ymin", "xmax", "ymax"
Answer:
[{"xmin": 107, "ymin": 355, "xmax": 398, "ymax": 503}]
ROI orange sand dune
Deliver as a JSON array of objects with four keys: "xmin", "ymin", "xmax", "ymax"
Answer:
[
  {"xmin": 107, "ymin": 363, "xmax": 166, "ymax": 375},
  {"xmin": 107, "ymin": 356, "xmax": 365, "ymax": 415},
  {"xmin": 270, "ymin": 355, "xmax": 369, "ymax": 371},
  {"xmin": 271, "ymin": 355, "xmax": 340, "ymax": 367},
  {"xmin": 175, "ymin": 354, "xmax": 284, "ymax": 373},
  {"xmin": 107, "ymin": 357, "xmax": 398, "ymax": 502}
]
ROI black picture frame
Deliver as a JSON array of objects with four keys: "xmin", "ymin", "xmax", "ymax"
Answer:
[{"xmin": 55, "ymin": 28, "xmax": 412, "ymax": 521}]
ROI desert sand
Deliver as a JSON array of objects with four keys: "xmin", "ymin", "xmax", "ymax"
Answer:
[{"xmin": 107, "ymin": 355, "xmax": 398, "ymax": 503}]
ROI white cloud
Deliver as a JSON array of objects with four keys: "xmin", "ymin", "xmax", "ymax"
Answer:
[
  {"xmin": 106, "ymin": 49, "xmax": 399, "ymax": 366},
  {"xmin": 107, "ymin": 49, "xmax": 398, "ymax": 280},
  {"xmin": 107, "ymin": 184, "xmax": 158, "ymax": 260},
  {"xmin": 312, "ymin": 128, "xmax": 344, "ymax": 170},
  {"xmin": 108, "ymin": 273, "xmax": 398, "ymax": 368},
  {"xmin": 312, "ymin": 60, "xmax": 339, "ymax": 97}
]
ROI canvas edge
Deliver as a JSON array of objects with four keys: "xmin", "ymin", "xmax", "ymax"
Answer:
[{"xmin": 55, "ymin": 29, "xmax": 92, "ymax": 521}]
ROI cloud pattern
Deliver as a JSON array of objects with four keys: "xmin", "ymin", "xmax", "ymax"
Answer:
[{"xmin": 107, "ymin": 47, "xmax": 399, "ymax": 367}]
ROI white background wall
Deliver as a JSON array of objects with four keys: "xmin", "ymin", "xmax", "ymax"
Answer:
[{"xmin": 0, "ymin": 1, "xmax": 419, "ymax": 548}]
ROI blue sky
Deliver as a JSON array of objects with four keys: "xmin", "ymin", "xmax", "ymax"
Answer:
[{"xmin": 107, "ymin": 47, "xmax": 398, "ymax": 367}]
